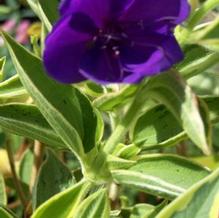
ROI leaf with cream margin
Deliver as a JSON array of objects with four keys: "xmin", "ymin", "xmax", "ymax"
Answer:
[
  {"xmin": 0, "ymin": 104, "xmax": 65, "ymax": 150},
  {"xmin": 112, "ymin": 154, "xmax": 209, "ymax": 200},
  {"xmin": 32, "ymin": 180, "xmax": 90, "ymax": 218},
  {"xmin": 73, "ymin": 189, "xmax": 110, "ymax": 218},
  {"xmin": 145, "ymin": 71, "xmax": 211, "ymax": 155},
  {"xmin": 157, "ymin": 167, "xmax": 219, "ymax": 218}
]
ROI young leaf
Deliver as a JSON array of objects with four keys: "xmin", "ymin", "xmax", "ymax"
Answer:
[
  {"xmin": 32, "ymin": 180, "xmax": 90, "ymax": 218},
  {"xmin": 0, "ymin": 75, "xmax": 26, "ymax": 100},
  {"xmin": 156, "ymin": 167, "xmax": 219, "ymax": 218},
  {"xmin": 145, "ymin": 71, "xmax": 211, "ymax": 155},
  {"xmin": 33, "ymin": 150, "xmax": 75, "ymax": 209},
  {"xmin": 73, "ymin": 189, "xmax": 110, "ymax": 218},
  {"xmin": 112, "ymin": 154, "xmax": 210, "ymax": 199},
  {"xmin": 107, "ymin": 155, "xmax": 136, "ymax": 170},
  {"xmin": 0, "ymin": 104, "xmax": 65, "ymax": 150},
  {"xmin": 112, "ymin": 143, "xmax": 140, "ymax": 160},
  {"xmin": 0, "ymin": 174, "xmax": 6, "ymax": 205},
  {"xmin": 2, "ymin": 31, "xmax": 84, "ymax": 157}
]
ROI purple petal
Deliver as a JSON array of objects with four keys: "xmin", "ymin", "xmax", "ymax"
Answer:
[
  {"xmin": 120, "ymin": 33, "xmax": 183, "ymax": 83},
  {"xmin": 59, "ymin": 0, "xmax": 134, "ymax": 27},
  {"xmin": 120, "ymin": 0, "xmax": 190, "ymax": 25},
  {"xmin": 43, "ymin": 15, "xmax": 92, "ymax": 83},
  {"xmin": 60, "ymin": 0, "xmax": 110, "ymax": 28}
]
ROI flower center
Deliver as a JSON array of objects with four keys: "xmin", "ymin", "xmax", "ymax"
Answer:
[{"xmin": 93, "ymin": 22, "xmax": 128, "ymax": 57}]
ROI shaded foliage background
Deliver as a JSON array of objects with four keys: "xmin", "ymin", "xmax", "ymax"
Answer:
[{"xmin": 0, "ymin": 0, "xmax": 219, "ymax": 218}]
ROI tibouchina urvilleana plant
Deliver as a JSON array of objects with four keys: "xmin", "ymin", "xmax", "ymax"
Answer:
[{"xmin": 0, "ymin": 0, "xmax": 219, "ymax": 217}]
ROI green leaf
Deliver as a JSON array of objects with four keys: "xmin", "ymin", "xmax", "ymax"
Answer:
[
  {"xmin": 130, "ymin": 204, "xmax": 155, "ymax": 218},
  {"xmin": 112, "ymin": 144, "xmax": 140, "ymax": 160},
  {"xmin": 0, "ymin": 174, "xmax": 6, "ymax": 205},
  {"xmin": 2, "ymin": 32, "xmax": 101, "ymax": 156},
  {"xmin": 199, "ymin": 39, "xmax": 219, "ymax": 53},
  {"xmin": 0, "ymin": 207, "xmax": 16, "ymax": 218},
  {"xmin": 179, "ymin": 49, "xmax": 219, "ymax": 79},
  {"xmin": 111, "ymin": 201, "xmax": 167, "ymax": 218},
  {"xmin": 26, "ymin": 0, "xmax": 52, "ymax": 31},
  {"xmin": 38, "ymin": 0, "xmax": 59, "ymax": 25},
  {"xmin": 26, "ymin": 0, "xmax": 38, "ymax": 15},
  {"xmin": 0, "ymin": 57, "xmax": 6, "ymax": 81},
  {"xmin": 188, "ymin": 71, "xmax": 219, "ymax": 96},
  {"xmin": 203, "ymin": 96, "xmax": 219, "ymax": 123},
  {"xmin": 107, "ymin": 155, "xmax": 136, "ymax": 170},
  {"xmin": 19, "ymin": 149, "xmax": 34, "ymax": 185},
  {"xmin": 33, "ymin": 150, "xmax": 75, "ymax": 209},
  {"xmin": 32, "ymin": 180, "xmax": 90, "ymax": 218},
  {"xmin": 192, "ymin": 155, "xmax": 219, "ymax": 170},
  {"xmin": 189, "ymin": 18, "xmax": 219, "ymax": 42},
  {"xmin": 0, "ymin": 104, "xmax": 65, "ymax": 150},
  {"xmin": 0, "ymin": 75, "xmax": 27, "ymax": 100},
  {"xmin": 112, "ymin": 154, "xmax": 210, "ymax": 199},
  {"xmin": 2, "ymin": 31, "xmax": 85, "ymax": 157},
  {"xmin": 93, "ymin": 85, "xmax": 137, "ymax": 111},
  {"xmin": 145, "ymin": 71, "xmax": 211, "ymax": 155},
  {"xmin": 75, "ymin": 89, "xmax": 100, "ymax": 153},
  {"xmin": 187, "ymin": 0, "xmax": 219, "ymax": 29},
  {"xmin": 131, "ymin": 95, "xmax": 219, "ymax": 150},
  {"xmin": 95, "ymin": 108, "xmax": 104, "ymax": 143},
  {"xmin": 156, "ymin": 167, "xmax": 219, "ymax": 218},
  {"xmin": 83, "ymin": 81, "xmax": 105, "ymax": 97},
  {"xmin": 131, "ymin": 105, "xmax": 185, "ymax": 149},
  {"xmin": 74, "ymin": 189, "xmax": 110, "ymax": 218}
]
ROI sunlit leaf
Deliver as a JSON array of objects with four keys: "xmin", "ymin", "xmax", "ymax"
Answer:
[
  {"xmin": 112, "ymin": 154, "xmax": 209, "ymax": 199},
  {"xmin": 145, "ymin": 71, "xmax": 211, "ymax": 155},
  {"xmin": 32, "ymin": 180, "xmax": 90, "ymax": 218},
  {"xmin": 74, "ymin": 189, "xmax": 110, "ymax": 218},
  {"xmin": 0, "ymin": 104, "xmax": 65, "ymax": 150},
  {"xmin": 157, "ymin": 167, "xmax": 219, "ymax": 218},
  {"xmin": 2, "ymin": 31, "xmax": 84, "ymax": 156}
]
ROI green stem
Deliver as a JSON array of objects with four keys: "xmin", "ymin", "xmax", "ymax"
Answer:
[
  {"xmin": 30, "ymin": 140, "xmax": 44, "ymax": 191},
  {"xmin": 6, "ymin": 140, "xmax": 28, "ymax": 209},
  {"xmin": 187, "ymin": 0, "xmax": 219, "ymax": 30},
  {"xmin": 180, "ymin": 53, "xmax": 219, "ymax": 79},
  {"xmin": 104, "ymin": 87, "xmax": 146, "ymax": 154}
]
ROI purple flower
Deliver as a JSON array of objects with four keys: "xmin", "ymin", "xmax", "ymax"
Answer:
[{"xmin": 43, "ymin": 0, "xmax": 190, "ymax": 84}]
